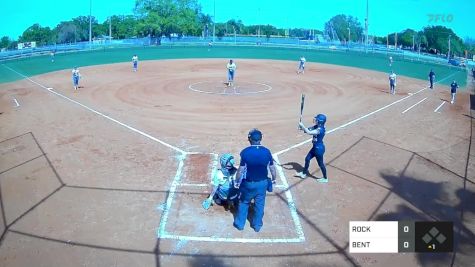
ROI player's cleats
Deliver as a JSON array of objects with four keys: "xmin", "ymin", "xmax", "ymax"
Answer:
[
  {"xmin": 317, "ymin": 178, "xmax": 328, "ymax": 183},
  {"xmin": 296, "ymin": 171, "xmax": 307, "ymax": 179}
]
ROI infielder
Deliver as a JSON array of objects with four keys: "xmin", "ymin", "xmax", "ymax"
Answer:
[
  {"xmin": 202, "ymin": 153, "xmax": 239, "ymax": 211},
  {"xmin": 72, "ymin": 67, "xmax": 81, "ymax": 90},
  {"xmin": 296, "ymin": 114, "xmax": 328, "ymax": 183},
  {"xmin": 428, "ymin": 69, "xmax": 435, "ymax": 89},
  {"xmin": 389, "ymin": 70, "xmax": 397, "ymax": 95},
  {"xmin": 132, "ymin": 54, "xmax": 138, "ymax": 72},
  {"xmin": 227, "ymin": 59, "xmax": 236, "ymax": 87},
  {"xmin": 450, "ymin": 80, "xmax": 458, "ymax": 104},
  {"xmin": 297, "ymin": 56, "xmax": 306, "ymax": 74}
]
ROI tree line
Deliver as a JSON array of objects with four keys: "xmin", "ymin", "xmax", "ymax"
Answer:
[{"xmin": 1, "ymin": 0, "xmax": 473, "ymax": 58}]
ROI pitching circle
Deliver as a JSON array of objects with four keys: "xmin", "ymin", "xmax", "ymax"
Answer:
[{"xmin": 188, "ymin": 81, "xmax": 272, "ymax": 95}]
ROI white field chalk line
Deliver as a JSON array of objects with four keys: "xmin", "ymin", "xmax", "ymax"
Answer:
[
  {"xmin": 401, "ymin": 97, "xmax": 428, "ymax": 114},
  {"xmin": 157, "ymin": 154, "xmax": 186, "ymax": 238},
  {"xmin": 179, "ymin": 183, "xmax": 208, "ymax": 187},
  {"xmin": 13, "ymin": 98, "xmax": 20, "ymax": 107},
  {"xmin": 178, "ymin": 183, "xmax": 286, "ymax": 188},
  {"xmin": 274, "ymin": 87, "xmax": 426, "ymax": 156},
  {"xmin": 2, "ymin": 64, "xmax": 185, "ymax": 154},
  {"xmin": 434, "ymin": 101, "xmax": 446, "ymax": 113},
  {"xmin": 188, "ymin": 81, "xmax": 272, "ymax": 95},
  {"xmin": 159, "ymin": 234, "xmax": 303, "ymax": 243},
  {"xmin": 274, "ymin": 155, "xmax": 306, "ymax": 241}
]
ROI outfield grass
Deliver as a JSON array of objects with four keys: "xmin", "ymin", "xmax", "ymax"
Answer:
[{"xmin": 0, "ymin": 45, "xmax": 467, "ymax": 87}]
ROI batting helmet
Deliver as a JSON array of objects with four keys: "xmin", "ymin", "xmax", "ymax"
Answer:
[
  {"xmin": 248, "ymin": 128, "xmax": 263, "ymax": 142},
  {"xmin": 315, "ymin": 114, "xmax": 327, "ymax": 125}
]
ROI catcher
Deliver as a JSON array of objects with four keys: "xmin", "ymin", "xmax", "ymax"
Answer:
[{"xmin": 202, "ymin": 153, "xmax": 240, "ymax": 211}]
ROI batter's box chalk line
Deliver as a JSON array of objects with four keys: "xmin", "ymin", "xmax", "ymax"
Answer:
[{"xmin": 156, "ymin": 152, "xmax": 305, "ymax": 243}]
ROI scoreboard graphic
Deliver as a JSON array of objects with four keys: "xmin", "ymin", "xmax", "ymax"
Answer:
[{"xmin": 349, "ymin": 221, "xmax": 453, "ymax": 253}]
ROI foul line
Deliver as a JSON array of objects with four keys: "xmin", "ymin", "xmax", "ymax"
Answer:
[
  {"xmin": 401, "ymin": 97, "xmax": 427, "ymax": 114},
  {"xmin": 434, "ymin": 101, "xmax": 446, "ymax": 113},
  {"xmin": 274, "ymin": 87, "xmax": 426, "ymax": 156},
  {"xmin": 2, "ymin": 64, "xmax": 185, "ymax": 154}
]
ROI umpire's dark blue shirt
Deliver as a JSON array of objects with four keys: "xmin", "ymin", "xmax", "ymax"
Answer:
[{"xmin": 240, "ymin": 145, "xmax": 273, "ymax": 182}]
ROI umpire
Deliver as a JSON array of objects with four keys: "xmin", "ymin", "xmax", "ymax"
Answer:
[{"xmin": 233, "ymin": 129, "xmax": 276, "ymax": 232}]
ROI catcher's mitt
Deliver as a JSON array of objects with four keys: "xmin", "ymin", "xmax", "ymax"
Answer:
[{"xmin": 202, "ymin": 199, "xmax": 212, "ymax": 210}]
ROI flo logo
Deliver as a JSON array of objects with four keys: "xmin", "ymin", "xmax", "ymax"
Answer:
[{"xmin": 427, "ymin": 14, "xmax": 454, "ymax": 23}]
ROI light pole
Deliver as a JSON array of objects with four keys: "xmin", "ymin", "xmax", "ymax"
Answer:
[
  {"xmin": 364, "ymin": 0, "xmax": 369, "ymax": 52},
  {"xmin": 347, "ymin": 27, "xmax": 350, "ymax": 47},
  {"xmin": 395, "ymin": 32, "xmax": 398, "ymax": 50},
  {"xmin": 258, "ymin": 8, "xmax": 261, "ymax": 42},
  {"xmin": 412, "ymin": 34, "xmax": 415, "ymax": 51},
  {"xmin": 89, "ymin": 0, "xmax": 92, "ymax": 46},
  {"xmin": 109, "ymin": 16, "xmax": 112, "ymax": 43},
  {"xmin": 386, "ymin": 34, "xmax": 389, "ymax": 50},
  {"xmin": 233, "ymin": 26, "xmax": 236, "ymax": 44},
  {"xmin": 448, "ymin": 34, "xmax": 451, "ymax": 60},
  {"xmin": 212, "ymin": 0, "xmax": 216, "ymax": 42}
]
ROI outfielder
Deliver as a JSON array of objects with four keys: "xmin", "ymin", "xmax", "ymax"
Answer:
[
  {"xmin": 389, "ymin": 56, "xmax": 393, "ymax": 67},
  {"xmin": 132, "ymin": 54, "xmax": 138, "ymax": 72},
  {"xmin": 297, "ymin": 56, "xmax": 306, "ymax": 74},
  {"xmin": 450, "ymin": 80, "xmax": 458, "ymax": 104},
  {"xmin": 296, "ymin": 114, "xmax": 328, "ymax": 183},
  {"xmin": 227, "ymin": 59, "xmax": 236, "ymax": 87},
  {"xmin": 428, "ymin": 69, "xmax": 435, "ymax": 89},
  {"xmin": 72, "ymin": 67, "xmax": 81, "ymax": 90},
  {"xmin": 389, "ymin": 70, "xmax": 397, "ymax": 95},
  {"xmin": 202, "ymin": 153, "xmax": 239, "ymax": 211}
]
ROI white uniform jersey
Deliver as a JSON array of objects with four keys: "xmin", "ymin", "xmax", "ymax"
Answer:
[
  {"xmin": 72, "ymin": 69, "xmax": 80, "ymax": 77},
  {"xmin": 227, "ymin": 63, "xmax": 236, "ymax": 72},
  {"xmin": 132, "ymin": 56, "xmax": 138, "ymax": 62},
  {"xmin": 389, "ymin": 73, "xmax": 396, "ymax": 81}
]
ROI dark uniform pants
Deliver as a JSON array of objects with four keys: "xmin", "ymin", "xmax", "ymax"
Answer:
[{"xmin": 234, "ymin": 179, "xmax": 268, "ymax": 231}]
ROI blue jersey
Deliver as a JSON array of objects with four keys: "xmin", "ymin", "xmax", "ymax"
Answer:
[
  {"xmin": 309, "ymin": 125, "xmax": 325, "ymax": 146},
  {"xmin": 429, "ymin": 71, "xmax": 435, "ymax": 80},
  {"xmin": 239, "ymin": 145, "xmax": 273, "ymax": 182},
  {"xmin": 450, "ymin": 82, "xmax": 458, "ymax": 93}
]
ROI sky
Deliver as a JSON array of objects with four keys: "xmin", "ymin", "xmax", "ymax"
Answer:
[{"xmin": 1, "ymin": 0, "xmax": 474, "ymax": 40}]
